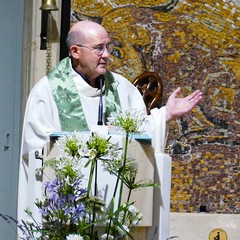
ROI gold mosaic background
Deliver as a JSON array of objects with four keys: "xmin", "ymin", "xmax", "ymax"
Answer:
[{"xmin": 71, "ymin": 0, "xmax": 240, "ymax": 213}]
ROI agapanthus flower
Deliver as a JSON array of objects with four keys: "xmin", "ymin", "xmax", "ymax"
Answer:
[
  {"xmin": 124, "ymin": 204, "xmax": 143, "ymax": 226},
  {"xmin": 117, "ymin": 224, "xmax": 129, "ymax": 234},
  {"xmin": 108, "ymin": 109, "xmax": 146, "ymax": 134},
  {"xmin": 86, "ymin": 132, "xmax": 113, "ymax": 158},
  {"xmin": 37, "ymin": 177, "xmax": 87, "ymax": 224},
  {"xmin": 66, "ymin": 233, "xmax": 84, "ymax": 240},
  {"xmin": 55, "ymin": 131, "xmax": 86, "ymax": 158},
  {"xmin": 101, "ymin": 233, "xmax": 114, "ymax": 240}
]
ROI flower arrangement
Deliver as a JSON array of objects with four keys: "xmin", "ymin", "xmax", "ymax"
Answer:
[{"xmin": 1, "ymin": 110, "xmax": 158, "ymax": 240}]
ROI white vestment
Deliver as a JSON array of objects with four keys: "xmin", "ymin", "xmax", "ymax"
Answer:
[{"xmin": 17, "ymin": 67, "xmax": 168, "ymax": 227}]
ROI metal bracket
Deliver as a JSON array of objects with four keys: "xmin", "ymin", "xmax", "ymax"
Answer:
[
  {"xmin": 35, "ymin": 150, "xmax": 43, "ymax": 160},
  {"xmin": 4, "ymin": 133, "xmax": 10, "ymax": 151}
]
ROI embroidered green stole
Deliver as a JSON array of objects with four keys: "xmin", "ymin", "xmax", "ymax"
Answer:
[{"xmin": 47, "ymin": 57, "xmax": 121, "ymax": 131}]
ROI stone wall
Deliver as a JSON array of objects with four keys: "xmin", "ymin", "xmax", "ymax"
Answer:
[{"xmin": 71, "ymin": 0, "xmax": 240, "ymax": 214}]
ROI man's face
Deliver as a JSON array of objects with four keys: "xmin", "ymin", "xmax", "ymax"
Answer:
[{"xmin": 72, "ymin": 30, "xmax": 112, "ymax": 81}]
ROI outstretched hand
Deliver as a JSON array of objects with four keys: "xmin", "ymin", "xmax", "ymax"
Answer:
[{"xmin": 166, "ymin": 87, "xmax": 203, "ymax": 122}]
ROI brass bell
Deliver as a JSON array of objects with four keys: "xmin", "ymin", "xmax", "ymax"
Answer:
[{"xmin": 39, "ymin": 0, "xmax": 58, "ymax": 11}]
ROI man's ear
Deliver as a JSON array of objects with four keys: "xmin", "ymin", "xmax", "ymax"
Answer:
[{"xmin": 69, "ymin": 45, "xmax": 80, "ymax": 59}]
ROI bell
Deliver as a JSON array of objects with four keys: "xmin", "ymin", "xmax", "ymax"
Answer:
[{"xmin": 39, "ymin": 0, "xmax": 58, "ymax": 11}]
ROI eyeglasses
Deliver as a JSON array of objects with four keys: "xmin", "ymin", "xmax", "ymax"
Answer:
[{"xmin": 76, "ymin": 43, "xmax": 114, "ymax": 56}]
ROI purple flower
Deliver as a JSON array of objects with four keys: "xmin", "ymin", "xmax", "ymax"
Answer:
[{"xmin": 38, "ymin": 177, "xmax": 87, "ymax": 224}]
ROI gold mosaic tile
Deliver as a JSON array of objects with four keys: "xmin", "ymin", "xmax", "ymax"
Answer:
[{"xmin": 71, "ymin": 0, "xmax": 240, "ymax": 213}]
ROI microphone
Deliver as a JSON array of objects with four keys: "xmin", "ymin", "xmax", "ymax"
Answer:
[{"xmin": 97, "ymin": 75, "xmax": 104, "ymax": 125}]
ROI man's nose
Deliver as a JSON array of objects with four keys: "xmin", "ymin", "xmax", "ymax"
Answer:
[{"xmin": 102, "ymin": 47, "xmax": 111, "ymax": 58}]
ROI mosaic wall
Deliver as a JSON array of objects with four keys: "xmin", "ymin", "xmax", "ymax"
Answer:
[{"xmin": 71, "ymin": 0, "xmax": 240, "ymax": 213}]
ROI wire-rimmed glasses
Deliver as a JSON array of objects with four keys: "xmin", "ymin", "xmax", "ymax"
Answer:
[{"xmin": 76, "ymin": 43, "xmax": 114, "ymax": 56}]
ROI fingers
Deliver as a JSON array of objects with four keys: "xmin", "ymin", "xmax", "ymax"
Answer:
[
  {"xmin": 188, "ymin": 93, "xmax": 203, "ymax": 109},
  {"xmin": 192, "ymin": 91, "xmax": 203, "ymax": 102},
  {"xmin": 171, "ymin": 87, "xmax": 181, "ymax": 98},
  {"xmin": 172, "ymin": 88, "xmax": 202, "ymax": 100},
  {"xmin": 187, "ymin": 90, "xmax": 203, "ymax": 101}
]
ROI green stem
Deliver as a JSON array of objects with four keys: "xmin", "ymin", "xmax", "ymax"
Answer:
[
  {"xmin": 91, "ymin": 160, "xmax": 98, "ymax": 237},
  {"xmin": 106, "ymin": 218, "xmax": 112, "ymax": 240},
  {"xmin": 122, "ymin": 187, "xmax": 133, "ymax": 224},
  {"xmin": 117, "ymin": 132, "xmax": 129, "ymax": 211},
  {"xmin": 106, "ymin": 133, "xmax": 129, "ymax": 239},
  {"xmin": 87, "ymin": 158, "xmax": 96, "ymax": 197},
  {"xmin": 126, "ymin": 178, "xmax": 135, "ymax": 203},
  {"xmin": 87, "ymin": 158, "xmax": 97, "ymax": 237},
  {"xmin": 113, "ymin": 171, "xmax": 120, "ymax": 198},
  {"xmin": 106, "ymin": 170, "xmax": 120, "ymax": 239}
]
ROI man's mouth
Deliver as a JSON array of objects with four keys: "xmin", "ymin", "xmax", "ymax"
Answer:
[{"xmin": 99, "ymin": 62, "xmax": 107, "ymax": 67}]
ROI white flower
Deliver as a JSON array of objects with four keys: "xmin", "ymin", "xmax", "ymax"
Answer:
[
  {"xmin": 118, "ymin": 224, "xmax": 130, "ymax": 234},
  {"xmin": 128, "ymin": 205, "xmax": 138, "ymax": 214},
  {"xmin": 66, "ymin": 234, "xmax": 84, "ymax": 240},
  {"xmin": 108, "ymin": 109, "xmax": 146, "ymax": 133},
  {"xmin": 137, "ymin": 211, "xmax": 143, "ymax": 220},
  {"xmin": 89, "ymin": 148, "xmax": 97, "ymax": 160},
  {"xmin": 25, "ymin": 218, "xmax": 34, "ymax": 225},
  {"xmin": 132, "ymin": 213, "xmax": 143, "ymax": 225},
  {"xmin": 101, "ymin": 233, "xmax": 114, "ymax": 240},
  {"xmin": 123, "ymin": 224, "xmax": 130, "ymax": 233}
]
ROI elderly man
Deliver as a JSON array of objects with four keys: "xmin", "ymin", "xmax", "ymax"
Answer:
[{"xmin": 17, "ymin": 20, "xmax": 202, "ymax": 227}]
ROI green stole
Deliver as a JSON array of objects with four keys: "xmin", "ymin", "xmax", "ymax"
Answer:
[{"xmin": 47, "ymin": 57, "xmax": 121, "ymax": 131}]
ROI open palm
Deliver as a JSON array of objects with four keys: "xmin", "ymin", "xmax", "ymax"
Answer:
[{"xmin": 166, "ymin": 87, "xmax": 203, "ymax": 122}]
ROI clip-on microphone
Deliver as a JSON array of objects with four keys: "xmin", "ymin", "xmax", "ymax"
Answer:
[{"xmin": 90, "ymin": 75, "xmax": 108, "ymax": 136}]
